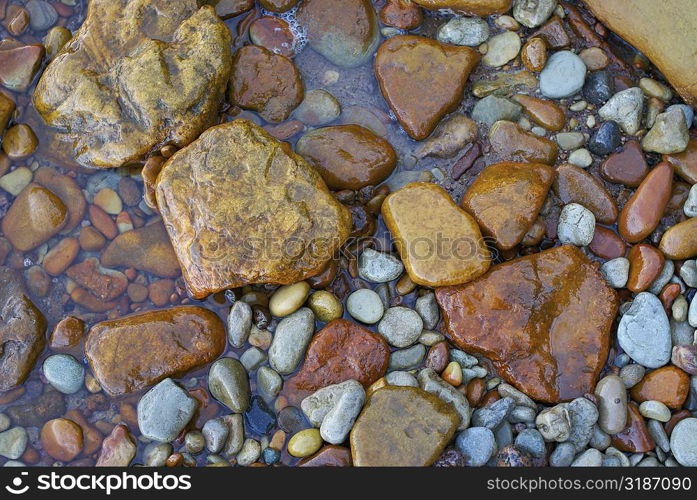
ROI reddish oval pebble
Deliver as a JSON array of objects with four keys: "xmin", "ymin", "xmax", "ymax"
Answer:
[
  {"xmin": 249, "ymin": 16, "xmax": 297, "ymax": 58},
  {"xmin": 466, "ymin": 378, "xmax": 485, "ymax": 406},
  {"xmin": 554, "ymin": 164, "xmax": 618, "ymax": 224},
  {"xmin": 298, "ymin": 445, "xmax": 352, "ymax": 466},
  {"xmin": 659, "ymin": 282, "xmax": 681, "ymax": 312},
  {"xmin": 630, "ymin": 366, "xmax": 690, "ymax": 409},
  {"xmin": 618, "ymin": 162, "xmax": 673, "ymax": 243},
  {"xmin": 379, "ymin": 0, "xmax": 423, "ymax": 30},
  {"xmin": 513, "ymin": 95, "xmax": 565, "ymax": 132},
  {"xmin": 481, "ymin": 390, "xmax": 500, "ymax": 407},
  {"xmin": 668, "ymin": 181, "xmax": 691, "ymax": 211},
  {"xmin": 88, "ymin": 204, "xmax": 118, "ymax": 240},
  {"xmin": 664, "ymin": 138, "xmax": 697, "ymax": 184},
  {"xmin": 589, "ymin": 226, "xmax": 626, "ymax": 259},
  {"xmin": 600, "ymin": 140, "xmax": 648, "ymax": 187},
  {"xmin": 665, "ymin": 409, "xmax": 692, "ymax": 437},
  {"xmin": 425, "ymin": 341, "xmax": 448, "ymax": 373},
  {"xmin": 659, "ymin": 217, "xmax": 697, "ymax": 259},
  {"xmin": 40, "ymin": 418, "xmax": 84, "ymax": 462},
  {"xmin": 626, "ymin": 243, "xmax": 664, "ymax": 292},
  {"xmin": 610, "ymin": 403, "xmax": 655, "ymax": 453}
]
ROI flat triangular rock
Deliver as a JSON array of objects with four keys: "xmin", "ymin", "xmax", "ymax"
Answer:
[{"xmin": 375, "ymin": 35, "xmax": 480, "ymax": 140}]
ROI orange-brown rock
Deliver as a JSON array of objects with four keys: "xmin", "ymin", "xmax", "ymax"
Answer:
[
  {"xmin": 33, "ymin": 0, "xmax": 232, "ymax": 168},
  {"xmin": 100, "ymin": 222, "xmax": 181, "ymax": 278},
  {"xmin": 411, "ymin": 0, "xmax": 511, "ymax": 16},
  {"xmin": 462, "ymin": 162, "xmax": 555, "ymax": 251},
  {"xmin": 382, "ymin": 182, "xmax": 491, "ymax": 286},
  {"xmin": 0, "ymin": 267, "xmax": 47, "ymax": 391},
  {"xmin": 49, "ymin": 316, "xmax": 85, "ymax": 351},
  {"xmin": 659, "ymin": 217, "xmax": 697, "ymax": 259},
  {"xmin": 284, "ymin": 319, "xmax": 390, "ymax": 404},
  {"xmin": 1, "ymin": 183, "xmax": 67, "ymax": 252},
  {"xmin": 665, "ymin": 138, "xmax": 697, "ymax": 184},
  {"xmin": 155, "ymin": 119, "xmax": 351, "ymax": 299},
  {"xmin": 513, "ymin": 95, "xmax": 565, "ymax": 131},
  {"xmin": 611, "ymin": 403, "xmax": 655, "ymax": 453},
  {"xmin": 258, "ymin": 0, "xmax": 297, "ymax": 12},
  {"xmin": 229, "ymin": 45, "xmax": 304, "ymax": 123},
  {"xmin": 379, "ymin": 0, "xmax": 423, "ymax": 30},
  {"xmin": 627, "ymin": 244, "xmax": 664, "ymax": 293},
  {"xmin": 66, "ymin": 258, "xmax": 128, "ymax": 301},
  {"xmin": 43, "ymin": 237, "xmax": 80, "ymax": 276},
  {"xmin": 488, "ymin": 120, "xmax": 558, "ymax": 165},
  {"xmin": 584, "ymin": 0, "xmax": 697, "ymax": 107},
  {"xmin": 521, "ymin": 37, "xmax": 547, "ymax": 72},
  {"xmin": 589, "ymin": 226, "xmax": 626, "ymax": 259},
  {"xmin": 249, "ymin": 16, "xmax": 297, "ymax": 59},
  {"xmin": 630, "ymin": 366, "xmax": 690, "ymax": 409},
  {"xmin": 600, "ymin": 140, "xmax": 649, "ymax": 188},
  {"xmin": 618, "ymin": 162, "xmax": 673, "ymax": 243},
  {"xmin": 554, "ymin": 164, "xmax": 618, "ymax": 224},
  {"xmin": 295, "ymin": 125, "xmax": 397, "ymax": 190},
  {"xmin": 79, "ymin": 226, "xmax": 107, "ymax": 252},
  {"xmin": 298, "ymin": 445, "xmax": 352, "ymax": 466},
  {"xmin": 85, "ymin": 306, "xmax": 226, "ymax": 396},
  {"xmin": 40, "ymin": 418, "xmax": 83, "ymax": 462},
  {"xmin": 375, "ymin": 35, "xmax": 480, "ymax": 140},
  {"xmin": 436, "ymin": 245, "xmax": 618, "ymax": 403},
  {"xmin": 0, "ymin": 92, "xmax": 16, "ymax": 133},
  {"xmin": 211, "ymin": 0, "xmax": 253, "ymax": 19}
]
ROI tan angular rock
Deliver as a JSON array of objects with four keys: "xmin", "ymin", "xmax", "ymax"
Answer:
[
  {"xmin": 375, "ymin": 35, "xmax": 480, "ymax": 140},
  {"xmin": 33, "ymin": 0, "xmax": 232, "ymax": 168},
  {"xmin": 85, "ymin": 306, "xmax": 226, "ymax": 396},
  {"xmin": 350, "ymin": 386, "xmax": 459, "ymax": 466},
  {"xmin": 155, "ymin": 119, "xmax": 351, "ymax": 299},
  {"xmin": 382, "ymin": 182, "xmax": 490, "ymax": 287},
  {"xmin": 461, "ymin": 162, "xmax": 555, "ymax": 250},
  {"xmin": 584, "ymin": 0, "xmax": 697, "ymax": 107},
  {"xmin": 436, "ymin": 245, "xmax": 618, "ymax": 403}
]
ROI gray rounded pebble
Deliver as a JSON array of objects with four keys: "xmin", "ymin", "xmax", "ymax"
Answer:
[
  {"xmin": 208, "ymin": 358, "xmax": 250, "ymax": 413},
  {"xmin": 617, "ymin": 292, "xmax": 672, "ymax": 368},
  {"xmin": 571, "ymin": 448, "xmax": 603, "ymax": 466},
  {"xmin": 137, "ymin": 378, "xmax": 197, "ymax": 443},
  {"xmin": 550, "ymin": 442, "xmax": 576, "ymax": 466},
  {"xmin": 358, "ymin": 248, "xmax": 403, "ymax": 283},
  {"xmin": 42, "ymin": 354, "xmax": 84, "ymax": 394},
  {"xmin": 240, "ymin": 347, "xmax": 267, "ymax": 372},
  {"xmin": 0, "ymin": 428, "xmax": 27, "ymax": 460},
  {"xmin": 456, "ymin": 427, "xmax": 497, "ymax": 466},
  {"xmin": 514, "ymin": 428, "xmax": 546, "ymax": 458},
  {"xmin": 143, "ymin": 442, "xmax": 172, "ymax": 466},
  {"xmin": 670, "ymin": 418, "xmax": 697, "ymax": 466},
  {"xmin": 437, "ymin": 16, "xmax": 490, "ymax": 46},
  {"xmin": 346, "ymin": 288, "xmax": 384, "ymax": 324},
  {"xmin": 388, "ymin": 344, "xmax": 426, "ymax": 371},
  {"xmin": 414, "ymin": 292, "xmax": 440, "ymax": 330},
  {"xmin": 228, "ymin": 301, "xmax": 253, "ymax": 348},
  {"xmin": 600, "ymin": 257, "xmax": 629, "ymax": 289},
  {"xmin": 540, "ymin": 51, "xmax": 587, "ymax": 99},
  {"xmin": 293, "ymin": 89, "xmax": 341, "ymax": 126},
  {"xmin": 378, "ymin": 306, "xmax": 423, "ymax": 348},
  {"xmin": 203, "ymin": 417, "xmax": 229, "ymax": 454},
  {"xmin": 257, "ymin": 366, "xmax": 283, "ymax": 398},
  {"xmin": 557, "ymin": 203, "xmax": 595, "ymax": 246},
  {"xmin": 385, "ymin": 371, "xmax": 419, "ymax": 387},
  {"xmin": 268, "ymin": 307, "xmax": 315, "ymax": 374},
  {"xmin": 598, "ymin": 87, "xmax": 644, "ymax": 135},
  {"xmin": 472, "ymin": 95, "xmax": 522, "ymax": 127},
  {"xmin": 26, "ymin": 0, "xmax": 58, "ymax": 31}
]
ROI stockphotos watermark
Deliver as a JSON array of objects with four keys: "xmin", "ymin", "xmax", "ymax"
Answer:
[{"xmin": 4, "ymin": 470, "xmax": 191, "ymax": 496}]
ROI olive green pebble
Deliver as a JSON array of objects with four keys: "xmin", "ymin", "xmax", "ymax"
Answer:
[
  {"xmin": 287, "ymin": 428, "xmax": 322, "ymax": 458},
  {"xmin": 307, "ymin": 290, "xmax": 343, "ymax": 323},
  {"xmin": 43, "ymin": 26, "xmax": 72, "ymax": 60},
  {"xmin": 269, "ymin": 281, "xmax": 311, "ymax": 317},
  {"xmin": 185, "ymin": 430, "xmax": 206, "ymax": 454}
]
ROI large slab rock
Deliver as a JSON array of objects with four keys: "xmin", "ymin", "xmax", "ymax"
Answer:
[
  {"xmin": 85, "ymin": 306, "xmax": 226, "ymax": 396},
  {"xmin": 0, "ymin": 267, "xmax": 47, "ymax": 391},
  {"xmin": 33, "ymin": 0, "xmax": 232, "ymax": 168},
  {"xmin": 350, "ymin": 386, "xmax": 459, "ymax": 466},
  {"xmin": 584, "ymin": 0, "xmax": 697, "ymax": 107},
  {"xmin": 375, "ymin": 35, "xmax": 480, "ymax": 140},
  {"xmin": 436, "ymin": 245, "xmax": 618, "ymax": 403},
  {"xmin": 155, "ymin": 119, "xmax": 351, "ymax": 299}
]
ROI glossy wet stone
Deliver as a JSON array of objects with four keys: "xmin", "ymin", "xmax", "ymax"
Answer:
[
  {"xmin": 382, "ymin": 182, "xmax": 490, "ymax": 286},
  {"xmin": 40, "ymin": 418, "xmax": 83, "ymax": 462},
  {"xmin": 436, "ymin": 245, "xmax": 618, "ymax": 403},
  {"xmin": 553, "ymin": 164, "xmax": 618, "ymax": 224},
  {"xmin": 664, "ymin": 138, "xmax": 697, "ymax": 184},
  {"xmin": 298, "ymin": 445, "xmax": 352, "ymax": 466},
  {"xmin": 349, "ymin": 386, "xmax": 459, "ymax": 466},
  {"xmin": 610, "ymin": 403, "xmax": 655, "ymax": 453},
  {"xmin": 630, "ymin": 366, "xmax": 690, "ymax": 409},
  {"xmin": 660, "ymin": 218, "xmax": 697, "ymax": 259},
  {"xmin": 296, "ymin": 125, "xmax": 396, "ymax": 190},
  {"xmin": 583, "ymin": 70, "xmax": 613, "ymax": 105},
  {"xmin": 588, "ymin": 121, "xmax": 621, "ymax": 156},
  {"xmin": 155, "ymin": 119, "xmax": 351, "ymax": 299},
  {"xmin": 600, "ymin": 140, "xmax": 648, "ymax": 187},
  {"xmin": 229, "ymin": 45, "xmax": 304, "ymax": 123},
  {"xmin": 284, "ymin": 319, "xmax": 389, "ymax": 404},
  {"xmin": 589, "ymin": 226, "xmax": 626, "ymax": 259},
  {"xmin": 521, "ymin": 37, "xmax": 547, "ymax": 72},
  {"xmin": 627, "ymin": 244, "xmax": 664, "ymax": 293},
  {"xmin": 85, "ymin": 306, "xmax": 226, "ymax": 396},
  {"xmin": 375, "ymin": 35, "xmax": 480, "ymax": 140},
  {"xmin": 0, "ymin": 44, "xmax": 44, "ymax": 92},
  {"xmin": 462, "ymin": 162, "xmax": 555, "ymax": 250},
  {"xmin": 488, "ymin": 120, "xmax": 558, "ymax": 165},
  {"xmin": 513, "ymin": 95, "xmax": 565, "ymax": 131},
  {"xmin": 245, "ymin": 396, "xmax": 276, "ymax": 436},
  {"xmin": 618, "ymin": 162, "xmax": 673, "ymax": 243},
  {"xmin": 33, "ymin": 0, "xmax": 232, "ymax": 168},
  {"xmin": 412, "ymin": 0, "xmax": 511, "ymax": 16},
  {"xmin": 0, "ymin": 267, "xmax": 47, "ymax": 391}
]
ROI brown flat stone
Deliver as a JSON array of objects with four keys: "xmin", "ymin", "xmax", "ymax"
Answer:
[
  {"xmin": 618, "ymin": 162, "xmax": 673, "ymax": 243},
  {"xmin": 630, "ymin": 366, "xmax": 690, "ymax": 409},
  {"xmin": 462, "ymin": 162, "xmax": 555, "ymax": 250},
  {"xmin": 229, "ymin": 45, "xmax": 304, "ymax": 123},
  {"xmin": 412, "ymin": 0, "xmax": 511, "ymax": 16},
  {"xmin": 296, "ymin": 125, "xmax": 397, "ymax": 190},
  {"xmin": 284, "ymin": 319, "xmax": 390, "ymax": 405},
  {"xmin": 554, "ymin": 164, "xmax": 618, "ymax": 224},
  {"xmin": 155, "ymin": 119, "xmax": 351, "ymax": 299},
  {"xmin": 85, "ymin": 306, "xmax": 226, "ymax": 396},
  {"xmin": 521, "ymin": 37, "xmax": 547, "ymax": 72},
  {"xmin": 600, "ymin": 140, "xmax": 649, "ymax": 187},
  {"xmin": 513, "ymin": 95, "xmax": 565, "ymax": 132},
  {"xmin": 350, "ymin": 386, "xmax": 460, "ymax": 466},
  {"xmin": 436, "ymin": 245, "xmax": 618, "ymax": 403},
  {"xmin": 66, "ymin": 258, "xmax": 128, "ymax": 301},
  {"xmin": 382, "ymin": 182, "xmax": 491, "ymax": 286},
  {"xmin": 660, "ymin": 217, "xmax": 697, "ymax": 259},
  {"xmin": 298, "ymin": 445, "xmax": 352, "ymax": 467},
  {"xmin": 584, "ymin": 0, "xmax": 697, "ymax": 107},
  {"xmin": 611, "ymin": 403, "xmax": 655, "ymax": 453},
  {"xmin": 49, "ymin": 316, "xmax": 85, "ymax": 352},
  {"xmin": 258, "ymin": 0, "xmax": 297, "ymax": 12},
  {"xmin": 665, "ymin": 138, "xmax": 697, "ymax": 184},
  {"xmin": 589, "ymin": 226, "xmax": 626, "ymax": 259},
  {"xmin": 627, "ymin": 244, "xmax": 664, "ymax": 293},
  {"xmin": 33, "ymin": 0, "xmax": 232, "ymax": 168},
  {"xmin": 375, "ymin": 35, "xmax": 480, "ymax": 140},
  {"xmin": 488, "ymin": 120, "xmax": 558, "ymax": 165},
  {"xmin": 379, "ymin": 0, "xmax": 423, "ymax": 30},
  {"xmin": 0, "ymin": 44, "xmax": 44, "ymax": 92}
]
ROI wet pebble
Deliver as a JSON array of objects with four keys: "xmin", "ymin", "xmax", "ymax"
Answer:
[
  {"xmin": 385, "ymin": 371, "xmax": 418, "ymax": 387},
  {"xmin": 583, "ymin": 70, "xmax": 614, "ymax": 106},
  {"xmin": 0, "ymin": 427, "xmax": 27, "ymax": 460},
  {"xmin": 202, "ymin": 418, "xmax": 229, "ymax": 454},
  {"xmin": 670, "ymin": 418, "xmax": 697, "ymax": 466},
  {"xmin": 358, "ymin": 248, "xmax": 404, "ymax": 283},
  {"xmin": 346, "ymin": 288, "xmax": 384, "ymax": 324},
  {"xmin": 26, "ymin": 0, "xmax": 58, "ymax": 31},
  {"xmin": 588, "ymin": 121, "xmax": 621, "ymax": 156},
  {"xmin": 557, "ymin": 203, "xmax": 595, "ymax": 246},
  {"xmin": 455, "ymin": 426, "xmax": 496, "ymax": 466},
  {"xmin": 228, "ymin": 300, "xmax": 253, "ymax": 348},
  {"xmin": 539, "ymin": 51, "xmax": 586, "ymax": 99},
  {"xmin": 378, "ymin": 306, "xmax": 423, "ymax": 347},
  {"xmin": 472, "ymin": 397, "xmax": 515, "ymax": 429},
  {"xmin": 482, "ymin": 31, "xmax": 521, "ymax": 67},
  {"xmin": 137, "ymin": 378, "xmax": 197, "ymax": 442},
  {"xmin": 414, "ymin": 292, "xmax": 439, "ymax": 330},
  {"xmin": 269, "ymin": 281, "xmax": 310, "ymax": 317},
  {"xmin": 600, "ymin": 257, "xmax": 629, "ymax": 289},
  {"xmin": 293, "ymin": 89, "xmax": 341, "ymax": 126},
  {"xmin": 638, "ymin": 400, "xmax": 671, "ymax": 422},
  {"xmin": 514, "ymin": 428, "xmax": 546, "ymax": 458},
  {"xmin": 642, "ymin": 107, "xmax": 689, "ymax": 154},
  {"xmin": 208, "ymin": 358, "xmax": 251, "ymax": 413},
  {"xmin": 472, "ymin": 95, "xmax": 521, "ymax": 127},
  {"xmin": 599, "ymin": 87, "xmax": 644, "ymax": 135},
  {"xmin": 513, "ymin": 0, "xmax": 556, "ymax": 28},
  {"xmin": 437, "ymin": 16, "xmax": 489, "ymax": 46},
  {"xmin": 244, "ymin": 396, "xmax": 276, "ymax": 436},
  {"xmin": 617, "ymin": 292, "xmax": 672, "ymax": 368},
  {"xmin": 269, "ymin": 308, "xmax": 315, "ymax": 374},
  {"xmin": 550, "ymin": 441, "xmax": 576, "ymax": 466},
  {"xmin": 389, "ymin": 344, "xmax": 426, "ymax": 371},
  {"xmin": 42, "ymin": 354, "xmax": 84, "ymax": 394}
]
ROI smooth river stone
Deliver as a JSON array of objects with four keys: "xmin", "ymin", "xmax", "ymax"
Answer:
[
  {"xmin": 349, "ymin": 386, "xmax": 460, "ymax": 466},
  {"xmin": 33, "ymin": 0, "xmax": 232, "ymax": 168},
  {"xmin": 618, "ymin": 162, "xmax": 673, "ymax": 243},
  {"xmin": 630, "ymin": 366, "xmax": 690, "ymax": 409},
  {"xmin": 436, "ymin": 245, "xmax": 618, "ymax": 403},
  {"xmin": 85, "ymin": 306, "xmax": 226, "ymax": 396},
  {"xmin": 664, "ymin": 138, "xmax": 697, "ymax": 184},
  {"xmin": 412, "ymin": 0, "xmax": 511, "ymax": 16},
  {"xmin": 382, "ymin": 182, "xmax": 490, "ymax": 287},
  {"xmin": 600, "ymin": 139, "xmax": 648, "ymax": 188},
  {"xmin": 155, "ymin": 119, "xmax": 351, "ymax": 299},
  {"xmin": 284, "ymin": 319, "xmax": 390, "ymax": 405},
  {"xmin": 488, "ymin": 120, "xmax": 558, "ymax": 165},
  {"xmin": 375, "ymin": 35, "xmax": 480, "ymax": 140},
  {"xmin": 584, "ymin": 0, "xmax": 697, "ymax": 107},
  {"xmin": 659, "ymin": 218, "xmax": 697, "ymax": 259},
  {"xmin": 554, "ymin": 164, "xmax": 618, "ymax": 224},
  {"xmin": 295, "ymin": 125, "xmax": 397, "ymax": 190},
  {"xmin": 461, "ymin": 162, "xmax": 555, "ymax": 250}
]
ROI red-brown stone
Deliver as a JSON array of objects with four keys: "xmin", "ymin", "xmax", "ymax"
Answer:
[
  {"xmin": 618, "ymin": 162, "xmax": 673, "ymax": 243},
  {"xmin": 588, "ymin": 226, "xmax": 626, "ymax": 259},
  {"xmin": 611, "ymin": 403, "xmax": 655, "ymax": 453},
  {"xmin": 626, "ymin": 244, "xmax": 664, "ymax": 293},
  {"xmin": 600, "ymin": 140, "xmax": 649, "ymax": 187}
]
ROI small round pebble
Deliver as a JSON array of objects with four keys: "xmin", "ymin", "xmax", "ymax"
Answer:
[
  {"xmin": 600, "ymin": 257, "xmax": 629, "ymax": 289},
  {"xmin": 540, "ymin": 51, "xmax": 587, "ymax": 99},
  {"xmin": 377, "ymin": 306, "xmax": 424, "ymax": 348},
  {"xmin": 346, "ymin": 288, "xmax": 384, "ymax": 324},
  {"xmin": 455, "ymin": 427, "xmax": 497, "ymax": 466},
  {"xmin": 358, "ymin": 248, "xmax": 404, "ymax": 283},
  {"xmin": 588, "ymin": 120, "xmax": 621, "ymax": 156},
  {"xmin": 557, "ymin": 203, "xmax": 596, "ymax": 246},
  {"xmin": 288, "ymin": 428, "xmax": 322, "ymax": 458},
  {"xmin": 568, "ymin": 148, "xmax": 592, "ymax": 168},
  {"xmin": 307, "ymin": 290, "xmax": 342, "ymax": 323},
  {"xmin": 670, "ymin": 418, "xmax": 697, "ymax": 467},
  {"xmin": 437, "ymin": 16, "xmax": 489, "ymax": 46},
  {"xmin": 269, "ymin": 281, "xmax": 310, "ymax": 317},
  {"xmin": 638, "ymin": 400, "xmax": 671, "ymax": 422},
  {"xmin": 42, "ymin": 354, "xmax": 85, "ymax": 394}
]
